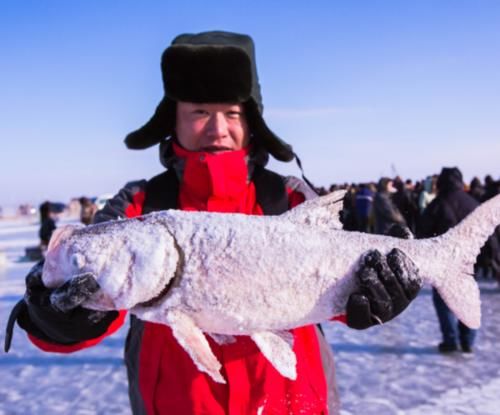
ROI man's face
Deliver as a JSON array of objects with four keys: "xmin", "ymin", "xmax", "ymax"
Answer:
[{"xmin": 175, "ymin": 102, "xmax": 250, "ymax": 153}]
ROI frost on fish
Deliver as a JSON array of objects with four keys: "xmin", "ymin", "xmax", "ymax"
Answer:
[{"xmin": 42, "ymin": 192, "xmax": 500, "ymax": 383}]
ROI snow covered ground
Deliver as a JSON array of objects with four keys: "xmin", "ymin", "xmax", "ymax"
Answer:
[{"xmin": 1, "ymin": 218, "xmax": 499, "ymax": 415}]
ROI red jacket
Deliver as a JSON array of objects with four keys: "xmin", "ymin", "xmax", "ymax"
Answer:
[{"xmin": 29, "ymin": 145, "xmax": 334, "ymax": 414}]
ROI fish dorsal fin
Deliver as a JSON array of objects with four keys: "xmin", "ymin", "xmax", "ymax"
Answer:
[
  {"xmin": 166, "ymin": 309, "xmax": 226, "ymax": 383},
  {"xmin": 251, "ymin": 330, "xmax": 297, "ymax": 380},
  {"xmin": 282, "ymin": 190, "xmax": 346, "ymax": 230}
]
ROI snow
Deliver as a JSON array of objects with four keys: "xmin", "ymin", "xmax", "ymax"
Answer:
[{"xmin": 1, "ymin": 218, "xmax": 500, "ymax": 414}]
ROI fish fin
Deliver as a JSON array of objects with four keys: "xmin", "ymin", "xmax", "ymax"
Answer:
[
  {"xmin": 208, "ymin": 333, "xmax": 236, "ymax": 345},
  {"xmin": 251, "ymin": 330, "xmax": 297, "ymax": 380},
  {"xmin": 430, "ymin": 194, "xmax": 500, "ymax": 329},
  {"xmin": 435, "ymin": 272, "xmax": 481, "ymax": 329},
  {"xmin": 282, "ymin": 190, "xmax": 346, "ymax": 230},
  {"xmin": 166, "ymin": 310, "xmax": 226, "ymax": 384}
]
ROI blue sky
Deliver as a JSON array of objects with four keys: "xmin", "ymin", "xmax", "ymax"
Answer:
[{"xmin": 1, "ymin": 1, "xmax": 499, "ymax": 207}]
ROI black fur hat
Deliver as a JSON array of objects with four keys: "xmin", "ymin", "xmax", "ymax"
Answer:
[{"xmin": 124, "ymin": 31, "xmax": 294, "ymax": 162}]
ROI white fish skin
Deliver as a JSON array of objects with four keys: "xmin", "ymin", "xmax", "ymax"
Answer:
[{"xmin": 42, "ymin": 192, "xmax": 500, "ymax": 383}]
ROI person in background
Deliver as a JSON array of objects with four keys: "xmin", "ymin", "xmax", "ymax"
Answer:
[
  {"xmin": 468, "ymin": 177, "xmax": 485, "ymax": 203},
  {"xmin": 419, "ymin": 167, "xmax": 479, "ymax": 353},
  {"xmin": 373, "ymin": 177, "xmax": 407, "ymax": 235},
  {"xmin": 393, "ymin": 177, "xmax": 418, "ymax": 234},
  {"xmin": 418, "ymin": 175, "xmax": 437, "ymax": 214},
  {"xmin": 476, "ymin": 178, "xmax": 500, "ymax": 283},
  {"xmin": 354, "ymin": 183, "xmax": 374, "ymax": 233},
  {"xmin": 8, "ymin": 31, "xmax": 421, "ymax": 415},
  {"xmin": 341, "ymin": 184, "xmax": 359, "ymax": 231},
  {"xmin": 481, "ymin": 175, "xmax": 500, "ymax": 203},
  {"xmin": 79, "ymin": 197, "xmax": 97, "ymax": 226},
  {"xmin": 486, "ymin": 225, "xmax": 500, "ymax": 287},
  {"xmin": 38, "ymin": 201, "xmax": 56, "ymax": 249}
]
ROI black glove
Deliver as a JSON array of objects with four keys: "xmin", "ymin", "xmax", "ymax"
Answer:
[
  {"xmin": 346, "ymin": 226, "xmax": 422, "ymax": 330},
  {"xmin": 4, "ymin": 261, "xmax": 118, "ymax": 352}
]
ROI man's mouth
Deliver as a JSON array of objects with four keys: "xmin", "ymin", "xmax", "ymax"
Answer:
[{"xmin": 200, "ymin": 145, "xmax": 232, "ymax": 153}]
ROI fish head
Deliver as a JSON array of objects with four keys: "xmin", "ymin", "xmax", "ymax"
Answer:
[
  {"xmin": 42, "ymin": 215, "xmax": 180, "ymax": 311},
  {"xmin": 43, "ymin": 225, "xmax": 86, "ymax": 288},
  {"xmin": 42, "ymin": 223, "xmax": 120, "ymax": 310}
]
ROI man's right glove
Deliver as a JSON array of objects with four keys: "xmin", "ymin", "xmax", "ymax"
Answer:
[
  {"xmin": 345, "ymin": 224, "xmax": 423, "ymax": 330},
  {"xmin": 5, "ymin": 261, "xmax": 118, "ymax": 352}
]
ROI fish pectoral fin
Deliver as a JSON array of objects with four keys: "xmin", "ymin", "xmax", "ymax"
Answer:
[
  {"xmin": 251, "ymin": 330, "xmax": 297, "ymax": 380},
  {"xmin": 166, "ymin": 310, "xmax": 226, "ymax": 384}
]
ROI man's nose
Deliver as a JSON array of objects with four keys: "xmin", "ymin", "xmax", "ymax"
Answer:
[{"xmin": 206, "ymin": 113, "xmax": 228, "ymax": 137}]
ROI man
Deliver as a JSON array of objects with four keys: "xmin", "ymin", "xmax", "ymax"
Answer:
[
  {"xmin": 7, "ymin": 31, "xmax": 421, "ymax": 414},
  {"xmin": 419, "ymin": 167, "xmax": 479, "ymax": 353}
]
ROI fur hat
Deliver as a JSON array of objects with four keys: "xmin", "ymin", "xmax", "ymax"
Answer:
[{"xmin": 124, "ymin": 31, "xmax": 294, "ymax": 162}]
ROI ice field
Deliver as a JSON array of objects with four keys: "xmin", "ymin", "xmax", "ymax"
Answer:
[{"xmin": 1, "ymin": 218, "xmax": 499, "ymax": 414}]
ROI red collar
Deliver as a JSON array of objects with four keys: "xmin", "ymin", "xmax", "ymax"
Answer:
[{"xmin": 172, "ymin": 142, "xmax": 257, "ymax": 213}]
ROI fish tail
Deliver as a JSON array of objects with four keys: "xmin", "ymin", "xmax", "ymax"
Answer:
[{"xmin": 429, "ymin": 194, "xmax": 500, "ymax": 329}]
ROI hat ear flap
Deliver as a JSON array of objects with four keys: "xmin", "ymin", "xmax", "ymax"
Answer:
[
  {"xmin": 245, "ymin": 100, "xmax": 294, "ymax": 162},
  {"xmin": 124, "ymin": 98, "xmax": 176, "ymax": 150}
]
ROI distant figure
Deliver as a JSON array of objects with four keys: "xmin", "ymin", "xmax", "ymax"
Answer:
[
  {"xmin": 393, "ymin": 177, "xmax": 418, "ymax": 234},
  {"xmin": 79, "ymin": 197, "xmax": 97, "ymax": 226},
  {"xmin": 482, "ymin": 175, "xmax": 500, "ymax": 203},
  {"xmin": 486, "ymin": 226, "xmax": 500, "ymax": 286},
  {"xmin": 341, "ymin": 185, "xmax": 359, "ymax": 231},
  {"xmin": 373, "ymin": 177, "xmax": 406, "ymax": 235},
  {"xmin": 468, "ymin": 177, "xmax": 485, "ymax": 203},
  {"xmin": 418, "ymin": 175, "xmax": 437, "ymax": 214},
  {"xmin": 354, "ymin": 183, "xmax": 374, "ymax": 233},
  {"xmin": 419, "ymin": 167, "xmax": 479, "ymax": 353},
  {"xmin": 39, "ymin": 201, "xmax": 56, "ymax": 249},
  {"xmin": 476, "ymin": 177, "xmax": 500, "ymax": 283}
]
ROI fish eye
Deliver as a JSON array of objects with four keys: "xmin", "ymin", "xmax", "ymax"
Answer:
[{"xmin": 71, "ymin": 253, "xmax": 86, "ymax": 269}]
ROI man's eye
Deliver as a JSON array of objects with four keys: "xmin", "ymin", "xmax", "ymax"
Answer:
[
  {"xmin": 227, "ymin": 111, "xmax": 242, "ymax": 119},
  {"xmin": 192, "ymin": 109, "xmax": 208, "ymax": 116}
]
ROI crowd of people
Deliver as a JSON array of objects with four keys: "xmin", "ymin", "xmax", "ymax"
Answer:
[
  {"xmin": 326, "ymin": 170, "xmax": 500, "ymax": 355},
  {"xmin": 324, "ymin": 172, "xmax": 500, "ymax": 286}
]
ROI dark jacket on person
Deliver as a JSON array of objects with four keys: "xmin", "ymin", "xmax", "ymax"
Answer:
[
  {"xmin": 355, "ymin": 185, "xmax": 374, "ymax": 220},
  {"xmin": 481, "ymin": 176, "xmax": 500, "ymax": 203},
  {"xmin": 418, "ymin": 167, "xmax": 479, "ymax": 238},
  {"xmin": 468, "ymin": 177, "xmax": 485, "ymax": 203},
  {"xmin": 392, "ymin": 181, "xmax": 418, "ymax": 234},
  {"xmin": 38, "ymin": 201, "xmax": 56, "ymax": 246},
  {"xmin": 373, "ymin": 178, "xmax": 406, "ymax": 235}
]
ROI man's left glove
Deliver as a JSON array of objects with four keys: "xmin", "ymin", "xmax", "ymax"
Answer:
[{"xmin": 346, "ymin": 225, "xmax": 423, "ymax": 330}]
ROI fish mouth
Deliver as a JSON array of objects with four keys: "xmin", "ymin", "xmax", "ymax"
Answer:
[{"xmin": 135, "ymin": 237, "xmax": 185, "ymax": 308}]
